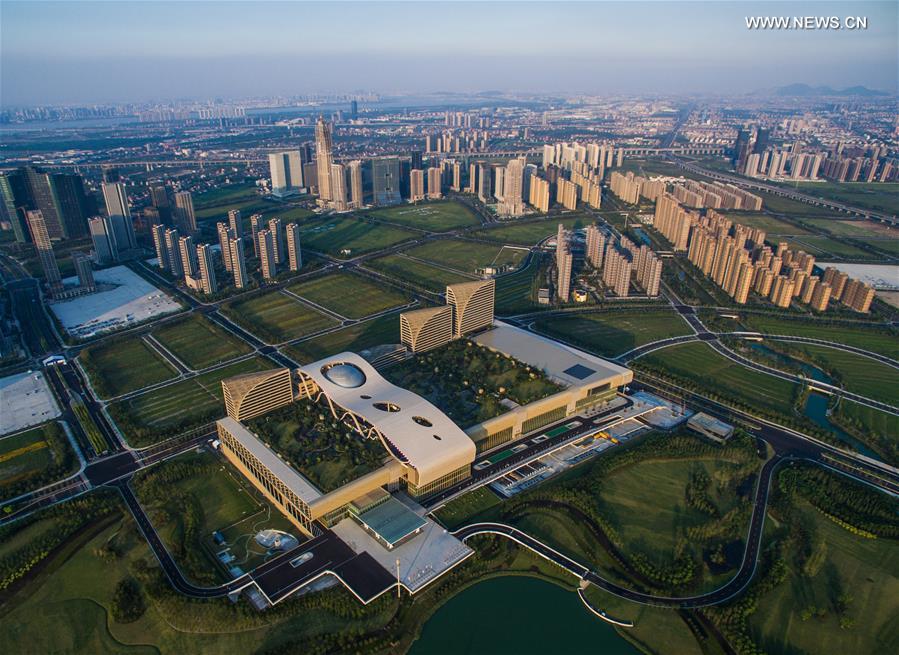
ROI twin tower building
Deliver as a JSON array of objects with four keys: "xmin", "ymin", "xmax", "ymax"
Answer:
[{"xmin": 399, "ymin": 278, "xmax": 495, "ymax": 353}]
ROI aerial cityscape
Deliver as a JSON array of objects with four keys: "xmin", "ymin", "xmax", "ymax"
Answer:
[{"xmin": 0, "ymin": 1, "xmax": 897, "ymax": 654}]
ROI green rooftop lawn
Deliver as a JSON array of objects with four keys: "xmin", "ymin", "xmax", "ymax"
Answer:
[
  {"xmin": 384, "ymin": 339, "xmax": 562, "ymax": 428},
  {"xmin": 246, "ymin": 399, "xmax": 387, "ymax": 493}
]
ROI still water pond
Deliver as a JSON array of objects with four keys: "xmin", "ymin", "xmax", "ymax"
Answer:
[{"xmin": 410, "ymin": 576, "xmax": 639, "ymax": 655}]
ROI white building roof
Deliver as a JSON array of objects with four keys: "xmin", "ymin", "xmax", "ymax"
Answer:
[
  {"xmin": 298, "ymin": 352, "xmax": 476, "ymax": 487},
  {"xmin": 472, "ymin": 321, "xmax": 633, "ymax": 389}
]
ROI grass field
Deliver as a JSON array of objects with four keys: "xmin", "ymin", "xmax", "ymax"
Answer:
[
  {"xmin": 402, "ymin": 239, "xmax": 527, "ymax": 275},
  {"xmin": 600, "ymin": 458, "xmax": 749, "ymax": 568},
  {"xmin": 366, "ymin": 201, "xmax": 480, "ymax": 231},
  {"xmin": 756, "ymin": 192, "xmax": 846, "ymax": 218},
  {"xmin": 780, "ymin": 344, "xmax": 899, "ymax": 405},
  {"xmin": 739, "ymin": 315, "xmax": 899, "ymax": 360},
  {"xmin": 151, "ymin": 315, "xmax": 252, "ymax": 370},
  {"xmin": 750, "ymin": 500, "xmax": 899, "ymax": 655},
  {"xmin": 637, "ymin": 342, "xmax": 799, "ymax": 415},
  {"xmin": 296, "ymin": 216, "xmax": 416, "ymax": 258},
  {"xmin": 495, "ymin": 256, "xmax": 544, "ymax": 314},
  {"xmin": 791, "ymin": 181, "xmax": 899, "ymax": 215},
  {"xmin": 789, "ymin": 236, "xmax": 877, "ymax": 259},
  {"xmin": 473, "ymin": 216, "xmax": 592, "ymax": 245},
  {"xmin": 108, "ymin": 357, "xmax": 273, "ymax": 446},
  {"xmin": 79, "ymin": 337, "xmax": 177, "ymax": 399},
  {"xmin": 133, "ymin": 449, "xmax": 298, "ymax": 583},
  {"xmin": 834, "ymin": 401, "xmax": 899, "ymax": 450},
  {"xmin": 365, "ymin": 254, "xmax": 476, "ymax": 292},
  {"xmin": 860, "ymin": 238, "xmax": 899, "ymax": 255},
  {"xmin": 222, "ymin": 291, "xmax": 338, "ymax": 344},
  {"xmin": 433, "ymin": 487, "xmax": 501, "ymax": 530},
  {"xmin": 802, "ymin": 218, "xmax": 899, "ymax": 239},
  {"xmin": 193, "ymin": 182, "xmax": 268, "ymax": 221},
  {"xmin": 533, "ymin": 309, "xmax": 691, "ymax": 358},
  {"xmin": 287, "ymin": 272, "xmax": 410, "ymax": 319},
  {"xmin": 284, "ymin": 313, "xmax": 399, "ymax": 364},
  {"xmin": 723, "ymin": 213, "xmax": 812, "ymax": 235},
  {"xmin": 0, "ymin": 423, "xmax": 75, "ymax": 496}
]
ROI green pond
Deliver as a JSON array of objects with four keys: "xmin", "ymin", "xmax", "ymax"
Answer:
[{"xmin": 410, "ymin": 576, "xmax": 639, "ymax": 655}]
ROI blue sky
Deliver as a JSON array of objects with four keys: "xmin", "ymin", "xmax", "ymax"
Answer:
[{"xmin": 1, "ymin": 1, "xmax": 896, "ymax": 104}]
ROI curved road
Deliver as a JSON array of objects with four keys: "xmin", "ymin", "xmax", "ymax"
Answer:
[{"xmin": 455, "ymin": 455, "xmax": 784, "ymax": 609}]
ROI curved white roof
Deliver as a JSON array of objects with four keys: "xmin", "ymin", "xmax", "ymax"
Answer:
[{"xmin": 298, "ymin": 352, "xmax": 476, "ymax": 487}]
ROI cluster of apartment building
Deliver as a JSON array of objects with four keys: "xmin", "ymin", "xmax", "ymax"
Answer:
[
  {"xmin": 610, "ymin": 172, "xmax": 763, "ymax": 212},
  {"xmin": 608, "ymin": 171, "xmax": 666, "ymax": 205},
  {"xmin": 734, "ymin": 127, "xmax": 897, "ymax": 182},
  {"xmin": 551, "ymin": 223, "xmax": 661, "ymax": 303},
  {"xmin": 657, "ymin": 197, "xmax": 877, "ymax": 312},
  {"xmin": 152, "ymin": 207, "xmax": 302, "ymax": 294}
]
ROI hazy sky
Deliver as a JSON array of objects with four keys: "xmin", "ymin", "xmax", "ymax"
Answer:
[{"xmin": 1, "ymin": 1, "xmax": 896, "ymax": 105}]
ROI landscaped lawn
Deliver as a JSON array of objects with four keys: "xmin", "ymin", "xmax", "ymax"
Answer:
[
  {"xmin": 722, "ymin": 213, "xmax": 811, "ymax": 235},
  {"xmin": 133, "ymin": 449, "xmax": 298, "ymax": 584},
  {"xmin": 287, "ymin": 272, "xmax": 410, "ymax": 319},
  {"xmin": 740, "ymin": 315, "xmax": 899, "ymax": 360},
  {"xmin": 750, "ymin": 500, "xmax": 899, "ymax": 655},
  {"xmin": 296, "ymin": 216, "xmax": 416, "ymax": 258},
  {"xmin": 402, "ymin": 239, "xmax": 527, "ymax": 274},
  {"xmin": 284, "ymin": 313, "xmax": 400, "ymax": 364},
  {"xmin": 533, "ymin": 309, "xmax": 691, "ymax": 358},
  {"xmin": 108, "ymin": 357, "xmax": 273, "ymax": 447},
  {"xmin": 778, "ymin": 343, "xmax": 899, "ymax": 405},
  {"xmin": 221, "ymin": 291, "xmax": 338, "ymax": 344},
  {"xmin": 0, "ymin": 422, "xmax": 76, "ymax": 498},
  {"xmin": 790, "ymin": 236, "xmax": 878, "ymax": 259},
  {"xmin": 599, "ymin": 458, "xmax": 749, "ymax": 567},
  {"xmin": 79, "ymin": 337, "xmax": 177, "ymax": 399},
  {"xmin": 366, "ymin": 201, "xmax": 480, "ymax": 231},
  {"xmin": 365, "ymin": 254, "xmax": 476, "ymax": 292},
  {"xmin": 494, "ymin": 256, "xmax": 545, "ymax": 314},
  {"xmin": 635, "ymin": 341, "xmax": 800, "ymax": 416},
  {"xmin": 756, "ymin": 192, "xmax": 846, "ymax": 218},
  {"xmin": 833, "ymin": 401, "xmax": 899, "ymax": 464},
  {"xmin": 152, "ymin": 314, "xmax": 252, "ymax": 370},
  {"xmin": 433, "ymin": 487, "xmax": 501, "ymax": 530},
  {"xmin": 791, "ymin": 181, "xmax": 899, "ymax": 215},
  {"xmin": 473, "ymin": 216, "xmax": 592, "ymax": 245}
]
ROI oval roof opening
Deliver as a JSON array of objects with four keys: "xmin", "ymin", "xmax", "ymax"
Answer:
[{"xmin": 321, "ymin": 362, "xmax": 366, "ymax": 388}]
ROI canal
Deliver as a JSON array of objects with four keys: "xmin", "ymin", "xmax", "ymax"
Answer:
[
  {"xmin": 748, "ymin": 343, "xmax": 876, "ymax": 457},
  {"xmin": 410, "ymin": 576, "xmax": 639, "ymax": 655}
]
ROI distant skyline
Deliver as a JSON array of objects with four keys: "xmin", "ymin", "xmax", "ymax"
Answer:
[{"xmin": 1, "ymin": 1, "xmax": 896, "ymax": 105}]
